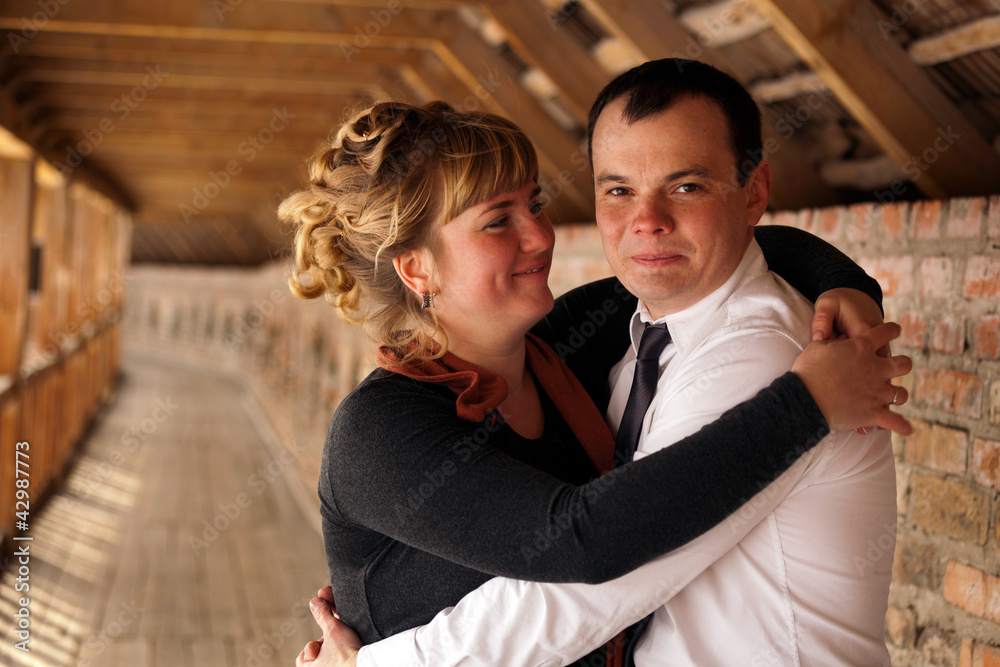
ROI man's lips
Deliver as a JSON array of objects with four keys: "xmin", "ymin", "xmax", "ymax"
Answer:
[{"xmin": 631, "ymin": 253, "xmax": 684, "ymax": 266}]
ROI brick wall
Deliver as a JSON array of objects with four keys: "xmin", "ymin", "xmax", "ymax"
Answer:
[
  {"xmin": 125, "ymin": 194, "xmax": 1000, "ymax": 665},
  {"xmin": 760, "ymin": 195, "xmax": 1000, "ymax": 666}
]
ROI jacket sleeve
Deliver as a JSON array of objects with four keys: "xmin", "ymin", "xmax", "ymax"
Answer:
[{"xmin": 323, "ymin": 372, "xmax": 828, "ymax": 585}]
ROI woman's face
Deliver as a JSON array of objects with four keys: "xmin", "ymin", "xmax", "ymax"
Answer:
[{"xmin": 425, "ymin": 179, "xmax": 556, "ymax": 353}]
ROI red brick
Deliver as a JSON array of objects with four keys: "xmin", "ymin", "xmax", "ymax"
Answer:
[
  {"xmin": 964, "ymin": 256, "xmax": 1000, "ymax": 300},
  {"xmin": 930, "ymin": 315, "xmax": 966, "ymax": 355},
  {"xmin": 816, "ymin": 207, "xmax": 842, "ymax": 242},
  {"xmin": 771, "ymin": 209, "xmax": 806, "ymax": 231},
  {"xmin": 864, "ymin": 255, "xmax": 914, "ymax": 296},
  {"xmin": 974, "ymin": 316, "xmax": 1000, "ymax": 360},
  {"xmin": 922, "ymin": 257, "xmax": 955, "ymax": 298},
  {"xmin": 844, "ymin": 203, "xmax": 875, "ymax": 243},
  {"xmin": 947, "ymin": 198, "xmax": 987, "ymax": 238},
  {"xmin": 913, "ymin": 200, "xmax": 944, "ymax": 240},
  {"xmin": 886, "ymin": 605, "xmax": 916, "ymax": 648},
  {"xmin": 882, "ymin": 202, "xmax": 909, "ymax": 240},
  {"xmin": 915, "ymin": 369, "xmax": 984, "ymax": 418},
  {"xmin": 900, "ymin": 312, "xmax": 928, "ymax": 349},
  {"xmin": 944, "ymin": 560, "xmax": 986, "ymax": 616},
  {"xmin": 961, "ymin": 639, "xmax": 977, "ymax": 667},
  {"xmin": 906, "ymin": 420, "xmax": 968, "ymax": 474},
  {"xmin": 911, "ymin": 474, "xmax": 990, "ymax": 543},
  {"xmin": 988, "ymin": 195, "xmax": 1000, "ymax": 241},
  {"xmin": 987, "ymin": 575, "xmax": 1000, "ymax": 624},
  {"xmin": 973, "ymin": 438, "xmax": 1000, "ymax": 489}
]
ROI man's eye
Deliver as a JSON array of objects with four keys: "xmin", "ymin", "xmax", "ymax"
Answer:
[
  {"xmin": 676, "ymin": 183, "xmax": 701, "ymax": 194},
  {"xmin": 607, "ymin": 187, "xmax": 630, "ymax": 196}
]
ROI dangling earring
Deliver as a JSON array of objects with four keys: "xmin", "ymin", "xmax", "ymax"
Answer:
[{"xmin": 421, "ymin": 291, "xmax": 435, "ymax": 309}]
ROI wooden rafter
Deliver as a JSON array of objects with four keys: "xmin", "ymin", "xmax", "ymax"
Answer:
[{"xmin": 750, "ymin": 0, "xmax": 1000, "ymax": 199}]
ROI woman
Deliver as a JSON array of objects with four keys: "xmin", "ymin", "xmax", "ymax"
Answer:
[{"xmin": 280, "ymin": 101, "xmax": 910, "ymax": 665}]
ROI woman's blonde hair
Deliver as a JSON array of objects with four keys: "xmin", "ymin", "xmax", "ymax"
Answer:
[{"xmin": 279, "ymin": 101, "xmax": 538, "ymax": 362}]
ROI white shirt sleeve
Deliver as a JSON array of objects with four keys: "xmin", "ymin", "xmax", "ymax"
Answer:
[{"xmin": 358, "ymin": 328, "xmax": 816, "ymax": 666}]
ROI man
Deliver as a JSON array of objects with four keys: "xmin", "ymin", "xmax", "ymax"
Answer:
[{"xmin": 302, "ymin": 59, "xmax": 903, "ymax": 666}]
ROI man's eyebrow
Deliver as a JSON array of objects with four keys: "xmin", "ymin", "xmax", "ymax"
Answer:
[
  {"xmin": 595, "ymin": 173, "xmax": 628, "ymax": 186},
  {"xmin": 666, "ymin": 167, "xmax": 712, "ymax": 181},
  {"xmin": 482, "ymin": 186, "xmax": 542, "ymax": 213},
  {"xmin": 596, "ymin": 167, "xmax": 713, "ymax": 187}
]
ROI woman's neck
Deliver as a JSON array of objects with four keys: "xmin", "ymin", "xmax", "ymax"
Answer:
[{"xmin": 442, "ymin": 334, "xmax": 543, "ymax": 438}]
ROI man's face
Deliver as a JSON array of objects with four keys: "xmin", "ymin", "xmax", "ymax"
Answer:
[{"xmin": 591, "ymin": 95, "xmax": 769, "ymax": 319}]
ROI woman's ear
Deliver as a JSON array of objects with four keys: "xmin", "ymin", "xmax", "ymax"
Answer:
[{"xmin": 393, "ymin": 248, "xmax": 435, "ymax": 297}]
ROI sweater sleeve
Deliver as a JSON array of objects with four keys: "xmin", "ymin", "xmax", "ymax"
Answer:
[
  {"xmin": 756, "ymin": 224, "xmax": 884, "ymax": 312},
  {"xmin": 324, "ymin": 372, "xmax": 829, "ymax": 585}
]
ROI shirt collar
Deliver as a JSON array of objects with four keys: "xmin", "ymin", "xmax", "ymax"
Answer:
[{"xmin": 627, "ymin": 238, "xmax": 769, "ymax": 357}]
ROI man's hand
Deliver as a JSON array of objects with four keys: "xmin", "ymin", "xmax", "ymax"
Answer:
[
  {"xmin": 811, "ymin": 287, "xmax": 884, "ymax": 342},
  {"xmin": 296, "ymin": 587, "xmax": 362, "ymax": 667}
]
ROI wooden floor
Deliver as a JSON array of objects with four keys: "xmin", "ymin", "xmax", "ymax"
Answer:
[{"xmin": 0, "ymin": 346, "xmax": 330, "ymax": 667}]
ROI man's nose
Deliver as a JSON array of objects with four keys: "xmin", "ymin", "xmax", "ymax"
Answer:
[{"xmin": 631, "ymin": 196, "xmax": 674, "ymax": 235}]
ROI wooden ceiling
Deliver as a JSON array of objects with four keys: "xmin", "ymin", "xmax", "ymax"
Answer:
[{"xmin": 1, "ymin": 0, "xmax": 999, "ymax": 265}]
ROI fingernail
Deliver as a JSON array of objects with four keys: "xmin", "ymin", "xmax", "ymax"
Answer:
[
  {"xmin": 310, "ymin": 599, "xmax": 321, "ymax": 612},
  {"xmin": 812, "ymin": 330, "xmax": 823, "ymax": 341}
]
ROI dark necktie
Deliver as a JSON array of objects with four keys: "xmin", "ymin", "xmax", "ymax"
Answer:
[
  {"xmin": 614, "ymin": 322, "xmax": 671, "ymax": 467},
  {"xmin": 614, "ymin": 322, "xmax": 671, "ymax": 667}
]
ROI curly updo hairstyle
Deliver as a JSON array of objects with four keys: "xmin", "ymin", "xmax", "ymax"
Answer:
[{"xmin": 279, "ymin": 101, "xmax": 538, "ymax": 362}]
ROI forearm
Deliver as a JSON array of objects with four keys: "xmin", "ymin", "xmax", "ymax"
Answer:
[{"xmin": 357, "ymin": 452, "xmax": 816, "ymax": 667}]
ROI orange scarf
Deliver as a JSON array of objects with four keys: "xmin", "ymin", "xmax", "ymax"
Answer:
[{"xmin": 377, "ymin": 333, "xmax": 615, "ymax": 474}]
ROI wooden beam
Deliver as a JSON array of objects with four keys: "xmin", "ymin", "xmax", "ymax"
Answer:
[
  {"xmin": 750, "ymin": 71, "xmax": 827, "ymax": 104},
  {"xmin": 477, "ymin": 0, "xmax": 608, "ymax": 124},
  {"xmin": 908, "ymin": 15, "xmax": 1000, "ymax": 66},
  {"xmin": 819, "ymin": 154, "xmax": 906, "ymax": 190},
  {"xmin": 750, "ymin": 0, "xmax": 1000, "ymax": 198},
  {"xmin": 677, "ymin": 0, "xmax": 771, "ymax": 48},
  {"xmin": 433, "ymin": 17, "xmax": 595, "ymax": 221}
]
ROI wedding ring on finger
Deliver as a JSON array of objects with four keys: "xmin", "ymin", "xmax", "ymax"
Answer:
[{"xmin": 889, "ymin": 385, "xmax": 899, "ymax": 406}]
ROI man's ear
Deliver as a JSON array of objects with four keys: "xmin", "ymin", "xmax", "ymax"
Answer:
[
  {"xmin": 746, "ymin": 160, "xmax": 771, "ymax": 226},
  {"xmin": 393, "ymin": 248, "xmax": 435, "ymax": 297}
]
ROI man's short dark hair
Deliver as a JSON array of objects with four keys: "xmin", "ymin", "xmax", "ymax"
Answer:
[{"xmin": 587, "ymin": 59, "xmax": 763, "ymax": 186}]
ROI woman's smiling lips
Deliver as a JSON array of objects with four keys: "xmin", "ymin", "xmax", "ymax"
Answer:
[{"xmin": 513, "ymin": 262, "xmax": 549, "ymax": 277}]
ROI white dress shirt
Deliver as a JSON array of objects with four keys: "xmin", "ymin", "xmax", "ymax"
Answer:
[{"xmin": 357, "ymin": 239, "xmax": 896, "ymax": 666}]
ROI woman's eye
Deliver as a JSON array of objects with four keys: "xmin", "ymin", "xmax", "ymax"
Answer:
[
  {"xmin": 484, "ymin": 216, "xmax": 509, "ymax": 230},
  {"xmin": 529, "ymin": 201, "xmax": 544, "ymax": 215}
]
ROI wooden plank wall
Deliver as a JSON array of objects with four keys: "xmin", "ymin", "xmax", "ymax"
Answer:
[{"xmin": 0, "ymin": 134, "xmax": 130, "ymax": 558}]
